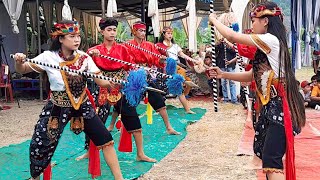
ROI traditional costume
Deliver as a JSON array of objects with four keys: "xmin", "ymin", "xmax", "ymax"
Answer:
[
  {"xmin": 27, "ymin": 20, "xmax": 114, "ymax": 178},
  {"xmin": 125, "ymin": 22, "xmax": 167, "ymax": 112},
  {"xmin": 87, "ymin": 19, "xmax": 141, "ymax": 136},
  {"xmin": 156, "ymin": 27, "xmax": 194, "ymax": 95},
  {"xmin": 249, "ymin": 6, "xmax": 299, "ymax": 179}
]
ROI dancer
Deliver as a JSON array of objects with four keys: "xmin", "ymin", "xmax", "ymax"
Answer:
[
  {"xmin": 77, "ymin": 18, "xmax": 156, "ymax": 162},
  {"xmin": 156, "ymin": 26, "xmax": 197, "ymax": 114},
  {"xmin": 208, "ymin": 2, "xmax": 305, "ymax": 180},
  {"xmin": 106, "ymin": 21, "xmax": 181, "ymax": 134},
  {"xmin": 13, "ymin": 20, "xmax": 123, "ymax": 180}
]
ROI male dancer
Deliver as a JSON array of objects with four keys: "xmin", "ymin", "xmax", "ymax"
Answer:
[
  {"xmin": 76, "ymin": 18, "xmax": 156, "ymax": 162},
  {"xmin": 107, "ymin": 21, "xmax": 180, "ymax": 135}
]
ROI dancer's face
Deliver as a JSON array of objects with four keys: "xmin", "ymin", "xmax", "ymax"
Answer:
[
  {"xmin": 251, "ymin": 17, "xmax": 268, "ymax": 34},
  {"xmin": 59, "ymin": 33, "xmax": 81, "ymax": 51},
  {"xmin": 164, "ymin": 32, "xmax": 173, "ymax": 41},
  {"xmin": 135, "ymin": 28, "xmax": 146, "ymax": 40},
  {"xmin": 101, "ymin": 26, "xmax": 117, "ymax": 41}
]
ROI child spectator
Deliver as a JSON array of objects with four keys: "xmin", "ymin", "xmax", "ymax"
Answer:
[
  {"xmin": 310, "ymin": 77, "xmax": 320, "ymax": 110},
  {"xmin": 299, "ymin": 81, "xmax": 312, "ymax": 107}
]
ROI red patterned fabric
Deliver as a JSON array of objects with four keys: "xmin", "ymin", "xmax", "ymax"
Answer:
[
  {"xmin": 275, "ymin": 82, "xmax": 296, "ymax": 180},
  {"xmin": 86, "ymin": 88, "xmax": 101, "ymax": 179},
  {"xmin": 237, "ymin": 44, "xmax": 257, "ymax": 60},
  {"xmin": 88, "ymin": 43, "xmax": 134, "ymax": 71},
  {"xmin": 125, "ymin": 40, "xmax": 164, "ymax": 68}
]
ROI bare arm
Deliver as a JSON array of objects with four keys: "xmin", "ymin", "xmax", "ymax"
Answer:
[
  {"xmin": 209, "ymin": 14, "xmax": 256, "ymax": 47},
  {"xmin": 222, "ymin": 69, "xmax": 253, "ymax": 82},
  {"xmin": 178, "ymin": 50, "xmax": 190, "ymax": 60},
  {"xmin": 92, "ymin": 72, "xmax": 116, "ymax": 89},
  {"xmin": 228, "ymin": 57, "xmax": 238, "ymax": 64},
  {"xmin": 208, "ymin": 67, "xmax": 253, "ymax": 83},
  {"xmin": 310, "ymin": 96, "xmax": 320, "ymax": 101}
]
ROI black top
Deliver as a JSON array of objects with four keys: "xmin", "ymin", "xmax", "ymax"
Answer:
[{"xmin": 215, "ymin": 43, "xmax": 236, "ymax": 69}]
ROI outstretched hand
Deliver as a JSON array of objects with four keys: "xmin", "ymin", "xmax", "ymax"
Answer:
[
  {"xmin": 88, "ymin": 49, "xmax": 100, "ymax": 57},
  {"xmin": 14, "ymin": 53, "xmax": 26, "ymax": 64},
  {"xmin": 206, "ymin": 66, "xmax": 224, "ymax": 79}
]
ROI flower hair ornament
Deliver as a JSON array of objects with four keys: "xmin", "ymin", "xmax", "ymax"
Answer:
[
  {"xmin": 50, "ymin": 20, "xmax": 80, "ymax": 38},
  {"xmin": 250, "ymin": 5, "xmax": 284, "ymax": 21}
]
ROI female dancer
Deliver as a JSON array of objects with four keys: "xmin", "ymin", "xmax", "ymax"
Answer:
[
  {"xmin": 156, "ymin": 26, "xmax": 197, "ymax": 114},
  {"xmin": 14, "ymin": 20, "xmax": 123, "ymax": 180},
  {"xmin": 207, "ymin": 2, "xmax": 305, "ymax": 180}
]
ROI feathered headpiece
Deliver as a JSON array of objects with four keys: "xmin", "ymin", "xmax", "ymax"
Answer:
[
  {"xmin": 51, "ymin": 20, "xmax": 80, "ymax": 37},
  {"xmin": 250, "ymin": 5, "xmax": 283, "ymax": 21}
]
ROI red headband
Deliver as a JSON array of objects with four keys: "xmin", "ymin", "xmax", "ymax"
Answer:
[{"xmin": 132, "ymin": 23, "xmax": 146, "ymax": 30}]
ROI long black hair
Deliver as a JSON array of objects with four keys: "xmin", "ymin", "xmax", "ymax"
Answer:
[
  {"xmin": 256, "ymin": 1, "xmax": 305, "ymax": 128},
  {"xmin": 49, "ymin": 20, "xmax": 75, "ymax": 52}
]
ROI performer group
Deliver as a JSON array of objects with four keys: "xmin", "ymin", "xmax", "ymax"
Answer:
[{"xmin": 12, "ymin": 1, "xmax": 305, "ymax": 180}]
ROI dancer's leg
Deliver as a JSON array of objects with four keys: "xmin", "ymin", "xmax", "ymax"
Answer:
[
  {"xmin": 132, "ymin": 131, "xmax": 157, "ymax": 162},
  {"xmin": 84, "ymin": 113, "xmax": 123, "ymax": 179},
  {"xmin": 158, "ymin": 108, "xmax": 180, "ymax": 135},
  {"xmin": 178, "ymin": 94, "xmax": 195, "ymax": 114},
  {"xmin": 101, "ymin": 145, "xmax": 123, "ymax": 180},
  {"xmin": 107, "ymin": 111, "xmax": 119, "ymax": 131}
]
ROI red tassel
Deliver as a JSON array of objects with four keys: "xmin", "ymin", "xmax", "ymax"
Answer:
[
  {"xmin": 86, "ymin": 88, "xmax": 96, "ymax": 110},
  {"xmin": 115, "ymin": 120, "xmax": 122, "ymax": 130},
  {"xmin": 144, "ymin": 97, "xmax": 149, "ymax": 104},
  {"xmin": 47, "ymin": 90, "xmax": 51, "ymax": 101},
  {"xmin": 277, "ymin": 83, "xmax": 296, "ymax": 180},
  {"xmin": 118, "ymin": 121, "xmax": 133, "ymax": 152},
  {"xmin": 88, "ymin": 140, "xmax": 101, "ymax": 179},
  {"xmin": 43, "ymin": 164, "xmax": 52, "ymax": 180}
]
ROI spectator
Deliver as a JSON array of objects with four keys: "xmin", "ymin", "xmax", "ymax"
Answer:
[
  {"xmin": 311, "ymin": 75, "xmax": 318, "ymax": 89},
  {"xmin": 310, "ymin": 77, "xmax": 320, "ymax": 110},
  {"xmin": 313, "ymin": 50, "xmax": 320, "ymax": 76},
  {"xmin": 299, "ymin": 81, "xmax": 312, "ymax": 107}
]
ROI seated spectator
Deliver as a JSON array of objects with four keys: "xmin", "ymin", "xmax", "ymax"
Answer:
[
  {"xmin": 310, "ymin": 77, "xmax": 320, "ymax": 110},
  {"xmin": 299, "ymin": 81, "xmax": 312, "ymax": 107},
  {"xmin": 311, "ymin": 75, "xmax": 318, "ymax": 89}
]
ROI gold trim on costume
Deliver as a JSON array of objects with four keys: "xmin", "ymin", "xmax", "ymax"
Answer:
[
  {"xmin": 127, "ymin": 128, "xmax": 142, "ymax": 133},
  {"xmin": 250, "ymin": 34, "xmax": 271, "ymax": 54},
  {"xmin": 97, "ymin": 140, "xmax": 115, "ymax": 150},
  {"xmin": 60, "ymin": 54, "xmax": 87, "ymax": 110},
  {"xmin": 256, "ymin": 70, "xmax": 275, "ymax": 105},
  {"xmin": 155, "ymin": 106, "xmax": 166, "ymax": 112},
  {"xmin": 262, "ymin": 168, "xmax": 284, "ymax": 174}
]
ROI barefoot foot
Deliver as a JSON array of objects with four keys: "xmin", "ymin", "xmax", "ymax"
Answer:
[
  {"xmin": 75, "ymin": 152, "xmax": 89, "ymax": 161},
  {"xmin": 166, "ymin": 128, "xmax": 181, "ymax": 135},
  {"xmin": 186, "ymin": 110, "xmax": 195, "ymax": 114},
  {"xmin": 136, "ymin": 155, "xmax": 157, "ymax": 162}
]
